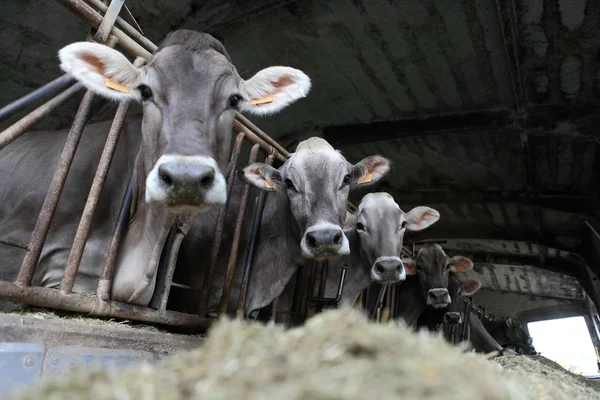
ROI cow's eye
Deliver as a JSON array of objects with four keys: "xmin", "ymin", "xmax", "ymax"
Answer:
[
  {"xmin": 401, "ymin": 220, "xmax": 407, "ymax": 229},
  {"xmin": 285, "ymin": 178, "xmax": 295, "ymax": 190},
  {"xmin": 342, "ymin": 174, "xmax": 351, "ymax": 185},
  {"xmin": 229, "ymin": 94, "xmax": 243, "ymax": 108},
  {"xmin": 445, "ymin": 263, "xmax": 452, "ymax": 270},
  {"xmin": 356, "ymin": 222, "xmax": 365, "ymax": 231},
  {"xmin": 138, "ymin": 85, "xmax": 153, "ymax": 100}
]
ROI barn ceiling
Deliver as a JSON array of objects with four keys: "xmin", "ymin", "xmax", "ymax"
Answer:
[{"xmin": 2, "ymin": 0, "xmax": 600, "ymax": 310}]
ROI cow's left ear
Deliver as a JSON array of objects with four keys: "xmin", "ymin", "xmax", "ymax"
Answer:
[
  {"xmin": 449, "ymin": 255, "xmax": 473, "ymax": 273},
  {"xmin": 460, "ymin": 279, "xmax": 481, "ymax": 296},
  {"xmin": 240, "ymin": 66, "xmax": 311, "ymax": 116},
  {"xmin": 238, "ymin": 163, "xmax": 282, "ymax": 192},
  {"xmin": 351, "ymin": 155, "xmax": 391, "ymax": 187},
  {"xmin": 404, "ymin": 206, "xmax": 440, "ymax": 232},
  {"xmin": 402, "ymin": 257, "xmax": 417, "ymax": 276}
]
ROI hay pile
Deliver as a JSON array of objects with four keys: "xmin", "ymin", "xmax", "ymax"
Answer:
[{"xmin": 7, "ymin": 308, "xmax": 600, "ymax": 400}]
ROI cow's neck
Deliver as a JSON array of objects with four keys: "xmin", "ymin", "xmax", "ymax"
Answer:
[{"xmin": 110, "ymin": 147, "xmax": 174, "ymax": 305}]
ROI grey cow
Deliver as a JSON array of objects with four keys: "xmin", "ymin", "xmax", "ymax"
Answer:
[
  {"xmin": 0, "ymin": 30, "xmax": 311, "ymax": 307},
  {"xmin": 275, "ymin": 192, "xmax": 440, "ymax": 321},
  {"xmin": 172, "ymin": 137, "xmax": 392, "ymax": 318}
]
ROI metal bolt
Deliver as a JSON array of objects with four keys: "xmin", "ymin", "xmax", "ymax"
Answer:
[
  {"xmin": 51, "ymin": 356, "xmax": 60, "ymax": 365},
  {"xmin": 23, "ymin": 356, "xmax": 35, "ymax": 367}
]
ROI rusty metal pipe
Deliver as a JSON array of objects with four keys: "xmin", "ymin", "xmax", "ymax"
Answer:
[
  {"xmin": 97, "ymin": 176, "xmax": 132, "ymax": 301},
  {"xmin": 93, "ymin": 0, "xmax": 124, "ymax": 43},
  {"xmin": 0, "ymin": 74, "xmax": 74, "ymax": 123},
  {"xmin": 269, "ymin": 297, "xmax": 279, "ymax": 323},
  {"xmin": 235, "ymin": 112, "xmax": 290, "ymax": 158},
  {"xmin": 61, "ymin": 99, "xmax": 130, "ymax": 294},
  {"xmin": 16, "ymin": 90, "xmax": 95, "ymax": 286},
  {"xmin": 0, "ymin": 83, "xmax": 83, "ymax": 151},
  {"xmin": 197, "ymin": 133, "xmax": 245, "ymax": 317},
  {"xmin": 219, "ymin": 144, "xmax": 260, "ymax": 313},
  {"xmin": 0, "ymin": 281, "xmax": 210, "ymax": 329},
  {"xmin": 55, "ymin": 0, "xmax": 152, "ymax": 59},
  {"xmin": 233, "ymin": 120, "xmax": 287, "ymax": 163},
  {"xmin": 86, "ymin": 0, "xmax": 157, "ymax": 53},
  {"xmin": 236, "ymin": 153, "xmax": 275, "ymax": 318}
]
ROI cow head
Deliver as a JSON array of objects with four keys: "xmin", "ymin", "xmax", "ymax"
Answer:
[
  {"xmin": 354, "ymin": 193, "xmax": 439, "ymax": 284},
  {"xmin": 504, "ymin": 318, "xmax": 537, "ymax": 355},
  {"xmin": 239, "ymin": 137, "xmax": 391, "ymax": 259},
  {"xmin": 402, "ymin": 244, "xmax": 478, "ymax": 309},
  {"xmin": 57, "ymin": 30, "xmax": 311, "ymax": 215}
]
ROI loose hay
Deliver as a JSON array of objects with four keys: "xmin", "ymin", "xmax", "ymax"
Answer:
[{"xmin": 7, "ymin": 308, "xmax": 600, "ymax": 400}]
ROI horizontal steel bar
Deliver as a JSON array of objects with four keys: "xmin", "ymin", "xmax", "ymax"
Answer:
[
  {"xmin": 0, "ymin": 281, "xmax": 211, "ymax": 329},
  {"xmin": 0, "ymin": 83, "xmax": 84, "ymax": 151},
  {"xmin": 0, "ymin": 74, "xmax": 74, "ymax": 123},
  {"xmin": 93, "ymin": 0, "xmax": 124, "ymax": 43}
]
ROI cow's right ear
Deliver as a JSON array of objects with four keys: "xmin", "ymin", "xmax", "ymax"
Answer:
[
  {"xmin": 460, "ymin": 279, "xmax": 481, "ymax": 296},
  {"xmin": 402, "ymin": 257, "xmax": 417, "ymax": 276},
  {"xmin": 58, "ymin": 42, "xmax": 142, "ymax": 102},
  {"xmin": 351, "ymin": 155, "xmax": 391, "ymax": 187},
  {"xmin": 238, "ymin": 163, "xmax": 282, "ymax": 192}
]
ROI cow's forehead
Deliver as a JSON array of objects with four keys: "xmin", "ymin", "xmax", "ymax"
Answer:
[
  {"xmin": 358, "ymin": 193, "xmax": 400, "ymax": 214},
  {"xmin": 286, "ymin": 139, "xmax": 347, "ymax": 173},
  {"xmin": 417, "ymin": 244, "xmax": 448, "ymax": 267}
]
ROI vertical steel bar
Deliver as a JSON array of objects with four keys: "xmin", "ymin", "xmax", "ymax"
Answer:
[
  {"xmin": 0, "ymin": 83, "xmax": 84, "ymax": 151},
  {"xmin": 290, "ymin": 267, "xmax": 304, "ymax": 325},
  {"xmin": 304, "ymin": 261, "xmax": 317, "ymax": 320},
  {"xmin": 96, "ymin": 176, "xmax": 132, "ymax": 301},
  {"xmin": 315, "ymin": 261, "xmax": 328, "ymax": 313},
  {"xmin": 60, "ymin": 95, "xmax": 131, "ymax": 294},
  {"xmin": 219, "ymin": 143, "xmax": 259, "ymax": 313},
  {"xmin": 0, "ymin": 74, "xmax": 73, "ymax": 123},
  {"xmin": 16, "ymin": 90, "xmax": 95, "ymax": 286},
  {"xmin": 370, "ymin": 284, "xmax": 387, "ymax": 319},
  {"xmin": 236, "ymin": 153, "xmax": 275, "ymax": 318},
  {"xmin": 197, "ymin": 133, "xmax": 245, "ymax": 316},
  {"xmin": 269, "ymin": 296, "xmax": 279, "ymax": 323}
]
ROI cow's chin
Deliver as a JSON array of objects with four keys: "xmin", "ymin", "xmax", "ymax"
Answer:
[
  {"xmin": 164, "ymin": 203, "xmax": 213, "ymax": 215},
  {"xmin": 431, "ymin": 303, "xmax": 450, "ymax": 309}
]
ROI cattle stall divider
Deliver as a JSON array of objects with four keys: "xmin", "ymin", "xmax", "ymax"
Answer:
[{"xmin": 0, "ymin": 0, "xmax": 353, "ymax": 330}]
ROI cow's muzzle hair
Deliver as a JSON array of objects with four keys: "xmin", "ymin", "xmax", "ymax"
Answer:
[
  {"xmin": 145, "ymin": 155, "xmax": 227, "ymax": 214},
  {"xmin": 300, "ymin": 222, "xmax": 350, "ymax": 259},
  {"xmin": 427, "ymin": 288, "xmax": 451, "ymax": 308},
  {"xmin": 370, "ymin": 256, "xmax": 406, "ymax": 283}
]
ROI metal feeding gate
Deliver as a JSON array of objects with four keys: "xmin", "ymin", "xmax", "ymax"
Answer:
[{"xmin": 0, "ymin": 0, "xmax": 350, "ymax": 332}]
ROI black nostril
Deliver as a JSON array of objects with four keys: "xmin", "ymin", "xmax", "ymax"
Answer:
[
  {"xmin": 200, "ymin": 170, "xmax": 215, "ymax": 188},
  {"xmin": 307, "ymin": 233, "xmax": 317, "ymax": 248},
  {"xmin": 396, "ymin": 265, "xmax": 403, "ymax": 273},
  {"xmin": 428, "ymin": 291, "xmax": 436, "ymax": 299},
  {"xmin": 333, "ymin": 232, "xmax": 342, "ymax": 245},
  {"xmin": 158, "ymin": 168, "xmax": 173, "ymax": 186},
  {"xmin": 376, "ymin": 264, "xmax": 385, "ymax": 274}
]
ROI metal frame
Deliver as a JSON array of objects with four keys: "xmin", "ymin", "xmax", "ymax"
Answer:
[{"xmin": 0, "ymin": 0, "xmax": 332, "ymax": 330}]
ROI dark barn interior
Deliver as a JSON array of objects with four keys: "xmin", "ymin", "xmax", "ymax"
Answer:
[{"xmin": 2, "ymin": 0, "xmax": 600, "ymax": 368}]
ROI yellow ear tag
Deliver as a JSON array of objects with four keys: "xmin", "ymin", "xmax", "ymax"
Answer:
[
  {"xmin": 358, "ymin": 171, "xmax": 373, "ymax": 184},
  {"xmin": 250, "ymin": 94, "xmax": 273, "ymax": 105},
  {"xmin": 263, "ymin": 179, "xmax": 274, "ymax": 189},
  {"xmin": 104, "ymin": 77, "xmax": 129, "ymax": 94}
]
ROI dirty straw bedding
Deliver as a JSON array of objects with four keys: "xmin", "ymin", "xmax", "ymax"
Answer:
[{"xmin": 7, "ymin": 309, "xmax": 600, "ymax": 400}]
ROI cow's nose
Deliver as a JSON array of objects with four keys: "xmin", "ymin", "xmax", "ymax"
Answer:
[
  {"xmin": 427, "ymin": 288, "xmax": 450, "ymax": 307},
  {"xmin": 443, "ymin": 311, "xmax": 462, "ymax": 325},
  {"xmin": 371, "ymin": 258, "xmax": 405, "ymax": 283},
  {"xmin": 158, "ymin": 162, "xmax": 215, "ymax": 190},
  {"xmin": 306, "ymin": 229, "xmax": 343, "ymax": 248}
]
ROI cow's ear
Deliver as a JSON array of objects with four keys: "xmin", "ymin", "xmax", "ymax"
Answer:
[
  {"xmin": 238, "ymin": 163, "xmax": 282, "ymax": 192},
  {"xmin": 351, "ymin": 155, "xmax": 391, "ymax": 187},
  {"xmin": 58, "ymin": 42, "xmax": 142, "ymax": 102},
  {"xmin": 449, "ymin": 256, "xmax": 473, "ymax": 273},
  {"xmin": 404, "ymin": 206, "xmax": 440, "ymax": 232},
  {"xmin": 240, "ymin": 67, "xmax": 311, "ymax": 116},
  {"xmin": 402, "ymin": 257, "xmax": 417, "ymax": 276},
  {"xmin": 460, "ymin": 279, "xmax": 481, "ymax": 296}
]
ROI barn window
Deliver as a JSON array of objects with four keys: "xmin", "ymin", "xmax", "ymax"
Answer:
[{"xmin": 528, "ymin": 316, "xmax": 598, "ymax": 376}]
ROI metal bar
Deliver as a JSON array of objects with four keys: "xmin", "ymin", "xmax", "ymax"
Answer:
[
  {"xmin": 290, "ymin": 268, "xmax": 304, "ymax": 325},
  {"xmin": 16, "ymin": 90, "xmax": 95, "ymax": 286},
  {"xmin": 96, "ymin": 176, "xmax": 132, "ymax": 301},
  {"xmin": 236, "ymin": 154, "xmax": 275, "ymax": 318},
  {"xmin": 197, "ymin": 133, "xmax": 245, "ymax": 316},
  {"xmin": 233, "ymin": 120, "xmax": 287, "ymax": 163},
  {"xmin": 93, "ymin": 0, "xmax": 125, "ymax": 43},
  {"xmin": 219, "ymin": 144, "xmax": 260, "ymax": 313},
  {"xmin": 308, "ymin": 263, "xmax": 347, "ymax": 306},
  {"xmin": 304, "ymin": 261, "xmax": 318, "ymax": 320},
  {"xmin": 55, "ymin": 0, "xmax": 152, "ymax": 59},
  {"xmin": 269, "ymin": 296, "xmax": 279, "ymax": 323},
  {"xmin": 0, "ymin": 281, "xmax": 210, "ymax": 329},
  {"xmin": 235, "ymin": 112, "xmax": 291, "ymax": 158},
  {"xmin": 61, "ymin": 94, "xmax": 131, "ymax": 294},
  {"xmin": 170, "ymin": 282, "xmax": 201, "ymax": 291},
  {"xmin": 0, "ymin": 83, "xmax": 83, "ymax": 151},
  {"xmin": 86, "ymin": 0, "xmax": 157, "ymax": 52},
  {"xmin": 0, "ymin": 74, "xmax": 74, "ymax": 123},
  {"xmin": 157, "ymin": 228, "xmax": 188, "ymax": 310},
  {"xmin": 370, "ymin": 284, "xmax": 387, "ymax": 319},
  {"xmin": 315, "ymin": 261, "xmax": 328, "ymax": 313}
]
